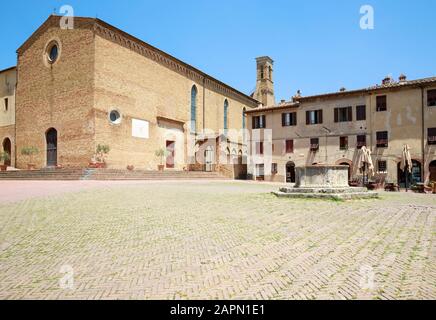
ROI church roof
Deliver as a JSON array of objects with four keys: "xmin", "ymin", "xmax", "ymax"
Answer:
[{"xmin": 17, "ymin": 15, "xmax": 259, "ymax": 107}]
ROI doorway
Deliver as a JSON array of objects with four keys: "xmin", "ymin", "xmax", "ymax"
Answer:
[
  {"xmin": 398, "ymin": 160, "xmax": 422, "ymax": 187},
  {"xmin": 2, "ymin": 138, "xmax": 11, "ymax": 166},
  {"xmin": 339, "ymin": 162, "xmax": 351, "ymax": 181},
  {"xmin": 204, "ymin": 146, "xmax": 214, "ymax": 172},
  {"xmin": 286, "ymin": 162, "xmax": 296, "ymax": 183},
  {"xmin": 166, "ymin": 141, "xmax": 175, "ymax": 169},
  {"xmin": 429, "ymin": 160, "xmax": 436, "ymax": 182},
  {"xmin": 46, "ymin": 128, "xmax": 57, "ymax": 167}
]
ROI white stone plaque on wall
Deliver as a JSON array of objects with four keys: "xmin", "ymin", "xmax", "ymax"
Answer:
[{"xmin": 132, "ymin": 119, "xmax": 149, "ymax": 139}]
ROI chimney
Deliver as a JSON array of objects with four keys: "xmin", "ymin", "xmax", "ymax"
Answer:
[
  {"xmin": 339, "ymin": 87, "xmax": 346, "ymax": 92},
  {"xmin": 382, "ymin": 75, "xmax": 394, "ymax": 85},
  {"xmin": 399, "ymin": 74, "xmax": 407, "ymax": 83}
]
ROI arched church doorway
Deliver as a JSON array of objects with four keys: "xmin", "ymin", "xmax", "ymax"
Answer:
[
  {"xmin": 2, "ymin": 138, "xmax": 11, "ymax": 166},
  {"xmin": 286, "ymin": 162, "xmax": 296, "ymax": 183},
  {"xmin": 46, "ymin": 128, "xmax": 57, "ymax": 167}
]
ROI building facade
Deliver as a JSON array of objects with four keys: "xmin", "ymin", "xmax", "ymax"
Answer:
[
  {"xmin": 0, "ymin": 67, "xmax": 16, "ymax": 168},
  {"xmin": 11, "ymin": 16, "xmax": 258, "ymax": 171},
  {"xmin": 247, "ymin": 75, "xmax": 436, "ymax": 185}
]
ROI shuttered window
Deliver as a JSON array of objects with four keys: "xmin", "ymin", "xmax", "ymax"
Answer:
[
  {"xmin": 376, "ymin": 131, "xmax": 389, "ymax": 148},
  {"xmin": 334, "ymin": 107, "xmax": 353, "ymax": 122},
  {"xmin": 252, "ymin": 115, "xmax": 266, "ymax": 129},
  {"xmin": 282, "ymin": 112, "xmax": 297, "ymax": 126},
  {"xmin": 428, "ymin": 90, "xmax": 436, "ymax": 107},
  {"xmin": 306, "ymin": 110, "xmax": 323, "ymax": 125},
  {"xmin": 356, "ymin": 105, "xmax": 366, "ymax": 121},
  {"xmin": 428, "ymin": 128, "xmax": 436, "ymax": 145},
  {"xmin": 376, "ymin": 96, "xmax": 387, "ymax": 112}
]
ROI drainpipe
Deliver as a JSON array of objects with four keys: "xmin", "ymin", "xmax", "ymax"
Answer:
[
  {"xmin": 421, "ymin": 87, "xmax": 425, "ymax": 182},
  {"xmin": 203, "ymin": 77, "xmax": 206, "ymax": 131}
]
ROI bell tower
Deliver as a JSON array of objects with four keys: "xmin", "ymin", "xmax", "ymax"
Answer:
[{"xmin": 254, "ymin": 56, "xmax": 275, "ymax": 107}]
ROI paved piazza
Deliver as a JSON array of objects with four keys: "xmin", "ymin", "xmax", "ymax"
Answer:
[{"xmin": 0, "ymin": 180, "xmax": 435, "ymax": 300}]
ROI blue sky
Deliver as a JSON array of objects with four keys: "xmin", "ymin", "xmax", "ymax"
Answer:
[{"xmin": 1, "ymin": 0, "xmax": 435, "ymax": 100}]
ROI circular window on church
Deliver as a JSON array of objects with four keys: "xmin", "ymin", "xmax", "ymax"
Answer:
[
  {"xmin": 109, "ymin": 110, "xmax": 122, "ymax": 125},
  {"xmin": 46, "ymin": 42, "xmax": 60, "ymax": 64}
]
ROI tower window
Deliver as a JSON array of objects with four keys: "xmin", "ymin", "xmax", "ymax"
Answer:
[{"xmin": 4, "ymin": 98, "xmax": 8, "ymax": 111}]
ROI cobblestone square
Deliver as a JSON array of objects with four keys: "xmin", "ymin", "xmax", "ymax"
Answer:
[{"xmin": 0, "ymin": 181, "xmax": 435, "ymax": 300}]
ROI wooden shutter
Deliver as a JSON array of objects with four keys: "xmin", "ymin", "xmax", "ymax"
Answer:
[
  {"xmin": 282, "ymin": 114, "xmax": 286, "ymax": 127},
  {"xmin": 334, "ymin": 108, "xmax": 339, "ymax": 123},
  {"xmin": 262, "ymin": 115, "xmax": 266, "ymax": 128},
  {"xmin": 306, "ymin": 111, "xmax": 310, "ymax": 125},
  {"xmin": 348, "ymin": 107, "xmax": 353, "ymax": 121},
  {"xmin": 293, "ymin": 113, "xmax": 297, "ymax": 126},
  {"xmin": 318, "ymin": 110, "xmax": 323, "ymax": 124}
]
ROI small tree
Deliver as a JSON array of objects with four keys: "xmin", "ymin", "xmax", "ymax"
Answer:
[
  {"xmin": 95, "ymin": 144, "xmax": 110, "ymax": 163},
  {"xmin": 21, "ymin": 146, "xmax": 39, "ymax": 165},
  {"xmin": 0, "ymin": 152, "xmax": 10, "ymax": 165},
  {"xmin": 155, "ymin": 148, "xmax": 169, "ymax": 166}
]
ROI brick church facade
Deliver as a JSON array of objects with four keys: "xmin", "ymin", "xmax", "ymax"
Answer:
[{"xmin": 2, "ymin": 15, "xmax": 258, "ymax": 172}]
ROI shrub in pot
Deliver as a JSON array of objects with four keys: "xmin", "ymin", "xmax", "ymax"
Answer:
[
  {"xmin": 155, "ymin": 148, "xmax": 169, "ymax": 171},
  {"xmin": 89, "ymin": 144, "xmax": 110, "ymax": 169},
  {"xmin": 0, "ymin": 152, "xmax": 10, "ymax": 171}
]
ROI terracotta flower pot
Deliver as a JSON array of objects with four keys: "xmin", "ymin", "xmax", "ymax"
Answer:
[
  {"xmin": 0, "ymin": 165, "xmax": 7, "ymax": 172},
  {"xmin": 27, "ymin": 164, "xmax": 36, "ymax": 170},
  {"xmin": 127, "ymin": 165, "xmax": 134, "ymax": 171},
  {"xmin": 158, "ymin": 165, "xmax": 165, "ymax": 172}
]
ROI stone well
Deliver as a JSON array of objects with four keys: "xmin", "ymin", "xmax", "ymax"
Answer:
[{"xmin": 273, "ymin": 165, "xmax": 378, "ymax": 200}]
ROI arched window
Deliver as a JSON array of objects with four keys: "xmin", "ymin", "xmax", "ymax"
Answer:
[
  {"xmin": 191, "ymin": 85, "xmax": 198, "ymax": 133},
  {"xmin": 224, "ymin": 100, "xmax": 229, "ymax": 135}
]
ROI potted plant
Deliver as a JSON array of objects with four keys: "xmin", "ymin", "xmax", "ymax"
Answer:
[
  {"xmin": 21, "ymin": 146, "xmax": 39, "ymax": 170},
  {"xmin": 0, "ymin": 152, "xmax": 10, "ymax": 171},
  {"xmin": 155, "ymin": 148, "xmax": 168, "ymax": 171},
  {"xmin": 127, "ymin": 165, "xmax": 134, "ymax": 171},
  {"xmin": 89, "ymin": 144, "xmax": 110, "ymax": 169}
]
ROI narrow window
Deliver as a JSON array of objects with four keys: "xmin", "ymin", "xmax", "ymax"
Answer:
[
  {"xmin": 428, "ymin": 128, "xmax": 436, "ymax": 145},
  {"xmin": 340, "ymin": 136, "xmax": 348, "ymax": 150},
  {"xmin": 4, "ymin": 98, "xmax": 8, "ymax": 111},
  {"xmin": 376, "ymin": 131, "xmax": 389, "ymax": 148},
  {"xmin": 191, "ymin": 86, "xmax": 197, "ymax": 133},
  {"xmin": 310, "ymin": 138, "xmax": 319, "ymax": 151},
  {"xmin": 357, "ymin": 135, "xmax": 367, "ymax": 149},
  {"xmin": 224, "ymin": 100, "xmax": 229, "ymax": 134},
  {"xmin": 428, "ymin": 89, "xmax": 436, "ymax": 107},
  {"xmin": 356, "ymin": 105, "xmax": 366, "ymax": 121},
  {"xmin": 285, "ymin": 140, "xmax": 294, "ymax": 153},
  {"xmin": 376, "ymin": 95, "xmax": 387, "ymax": 112}
]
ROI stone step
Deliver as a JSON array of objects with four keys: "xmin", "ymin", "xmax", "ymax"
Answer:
[
  {"xmin": 273, "ymin": 191, "xmax": 379, "ymax": 200},
  {"xmin": 279, "ymin": 187, "xmax": 369, "ymax": 194},
  {"xmin": 0, "ymin": 168, "xmax": 229, "ymax": 181}
]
